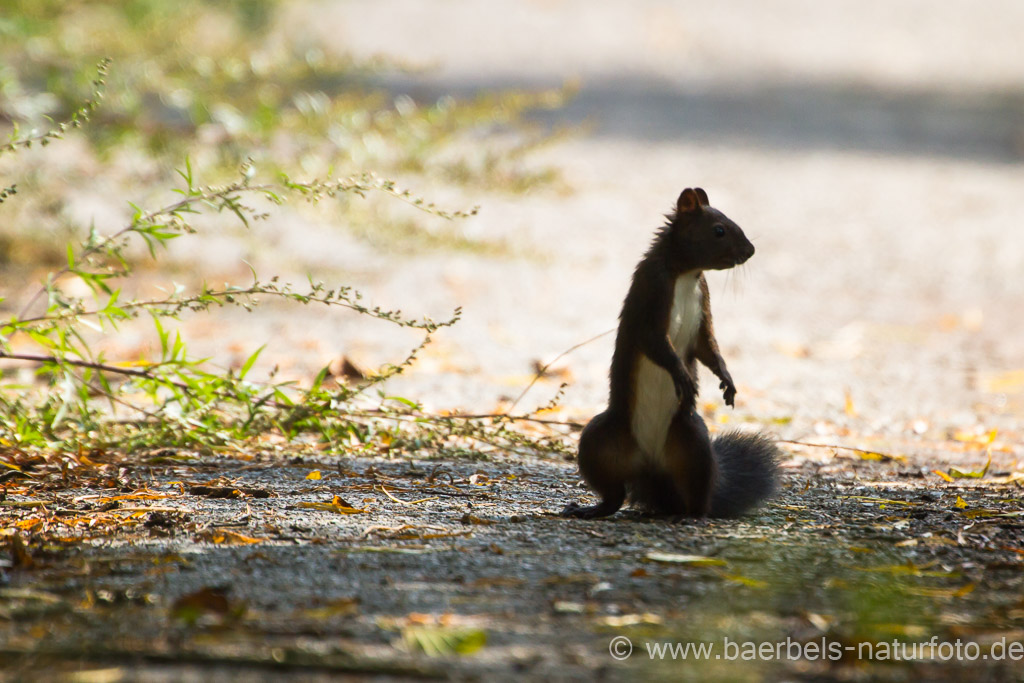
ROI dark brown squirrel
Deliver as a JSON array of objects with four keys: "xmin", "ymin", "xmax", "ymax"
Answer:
[{"xmin": 562, "ymin": 187, "xmax": 779, "ymax": 519}]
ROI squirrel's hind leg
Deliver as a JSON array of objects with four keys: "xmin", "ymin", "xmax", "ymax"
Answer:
[
  {"xmin": 663, "ymin": 408, "xmax": 718, "ymax": 517},
  {"xmin": 562, "ymin": 411, "xmax": 637, "ymax": 519}
]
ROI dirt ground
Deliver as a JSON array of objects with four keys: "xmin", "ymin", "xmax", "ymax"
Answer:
[{"xmin": 4, "ymin": 1, "xmax": 1024, "ymax": 680}]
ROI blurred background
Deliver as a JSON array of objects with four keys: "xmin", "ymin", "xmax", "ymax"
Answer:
[{"xmin": 2, "ymin": 0, "xmax": 1022, "ymax": 455}]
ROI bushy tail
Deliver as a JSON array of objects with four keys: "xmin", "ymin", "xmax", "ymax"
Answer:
[{"xmin": 709, "ymin": 431, "xmax": 780, "ymax": 518}]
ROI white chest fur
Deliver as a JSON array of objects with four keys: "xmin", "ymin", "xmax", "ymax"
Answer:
[{"xmin": 630, "ymin": 272, "xmax": 703, "ymax": 460}]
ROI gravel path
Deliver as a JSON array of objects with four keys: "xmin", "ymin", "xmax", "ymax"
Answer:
[{"xmin": 5, "ymin": 2, "xmax": 1024, "ymax": 680}]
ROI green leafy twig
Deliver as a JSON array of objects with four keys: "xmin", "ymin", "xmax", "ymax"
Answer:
[{"xmin": 0, "ymin": 59, "xmax": 110, "ymax": 157}]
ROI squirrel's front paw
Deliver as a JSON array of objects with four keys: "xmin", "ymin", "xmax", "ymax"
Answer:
[
  {"xmin": 673, "ymin": 377, "xmax": 686, "ymax": 400},
  {"xmin": 720, "ymin": 377, "xmax": 737, "ymax": 407}
]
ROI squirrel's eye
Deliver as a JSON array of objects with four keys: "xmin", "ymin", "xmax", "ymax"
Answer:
[{"xmin": 714, "ymin": 225, "xmax": 725, "ymax": 237}]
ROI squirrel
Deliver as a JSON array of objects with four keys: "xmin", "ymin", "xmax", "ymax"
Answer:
[{"xmin": 562, "ymin": 187, "xmax": 779, "ymax": 520}]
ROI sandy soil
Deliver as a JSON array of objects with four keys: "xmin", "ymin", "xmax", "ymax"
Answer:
[{"xmin": 245, "ymin": 0, "xmax": 1024, "ymax": 439}]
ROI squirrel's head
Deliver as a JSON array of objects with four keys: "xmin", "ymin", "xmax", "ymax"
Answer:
[{"xmin": 669, "ymin": 188, "xmax": 755, "ymax": 271}]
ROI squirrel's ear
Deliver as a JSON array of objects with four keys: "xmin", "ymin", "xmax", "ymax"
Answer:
[
  {"xmin": 676, "ymin": 188, "xmax": 702, "ymax": 214},
  {"xmin": 694, "ymin": 188, "xmax": 709, "ymax": 206}
]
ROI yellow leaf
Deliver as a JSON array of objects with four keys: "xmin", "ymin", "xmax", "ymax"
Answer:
[
  {"xmin": 844, "ymin": 388, "xmax": 857, "ymax": 417},
  {"xmin": 200, "ymin": 529, "xmax": 264, "ymax": 545},
  {"xmin": 720, "ymin": 572, "xmax": 768, "ymax": 588},
  {"xmin": 954, "ymin": 583, "xmax": 976, "ymax": 597},
  {"xmin": 954, "ymin": 496, "xmax": 968, "ymax": 509},
  {"xmin": 306, "ymin": 470, "xmax": 322, "ymax": 480},
  {"xmin": 963, "ymin": 509, "xmax": 1023, "ymax": 519},
  {"xmin": 858, "ymin": 451, "xmax": 907, "ymax": 463},
  {"xmin": 295, "ymin": 497, "xmax": 367, "ymax": 514},
  {"xmin": 948, "ymin": 455, "xmax": 991, "ymax": 479},
  {"xmin": 953, "ymin": 429, "xmax": 998, "ymax": 445},
  {"xmin": 932, "ymin": 469, "xmax": 954, "ymax": 482}
]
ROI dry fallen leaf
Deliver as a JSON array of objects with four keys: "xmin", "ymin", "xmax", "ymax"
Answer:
[
  {"xmin": 952, "ymin": 428, "xmax": 997, "ymax": 446},
  {"xmin": 530, "ymin": 358, "xmax": 573, "ymax": 381},
  {"xmin": 329, "ymin": 355, "xmax": 366, "ymax": 382},
  {"xmin": 295, "ymin": 496, "xmax": 367, "ymax": 514},
  {"xmin": 718, "ymin": 571, "xmax": 768, "ymax": 589},
  {"xmin": 197, "ymin": 529, "xmax": 265, "ymax": 545},
  {"xmin": 644, "ymin": 552, "xmax": 728, "ymax": 567},
  {"xmin": 189, "ymin": 484, "xmax": 270, "ymax": 499},
  {"xmin": 948, "ymin": 456, "xmax": 991, "ymax": 480},
  {"xmin": 459, "ymin": 513, "xmax": 496, "ymax": 526}
]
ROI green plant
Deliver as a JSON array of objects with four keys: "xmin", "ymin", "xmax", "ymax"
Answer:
[
  {"xmin": 0, "ymin": 58, "xmax": 576, "ymax": 461},
  {"xmin": 1, "ymin": 0, "xmax": 578, "ymax": 462}
]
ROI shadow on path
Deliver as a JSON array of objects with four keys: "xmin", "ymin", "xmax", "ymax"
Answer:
[{"xmin": 371, "ymin": 74, "xmax": 1024, "ymax": 163}]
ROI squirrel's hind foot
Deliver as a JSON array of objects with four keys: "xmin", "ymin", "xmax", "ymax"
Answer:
[{"xmin": 561, "ymin": 500, "xmax": 618, "ymax": 519}]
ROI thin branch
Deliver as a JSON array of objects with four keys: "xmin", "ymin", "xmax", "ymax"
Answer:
[
  {"xmin": 345, "ymin": 407, "xmax": 584, "ymax": 429},
  {"xmin": 506, "ymin": 327, "xmax": 614, "ymax": 413},
  {"xmin": 778, "ymin": 439, "xmax": 905, "ymax": 461},
  {"xmin": 0, "ymin": 351, "xmax": 194, "ymax": 394},
  {"xmin": 432, "ymin": 412, "xmax": 583, "ymax": 429},
  {"xmin": 0, "ymin": 59, "xmax": 111, "ymax": 158},
  {"xmin": 65, "ymin": 366, "xmax": 162, "ymax": 420},
  {"xmin": 13, "ymin": 176, "xmax": 471, "ymax": 323},
  {"xmin": 14, "ymin": 285, "xmax": 391, "ymax": 327}
]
